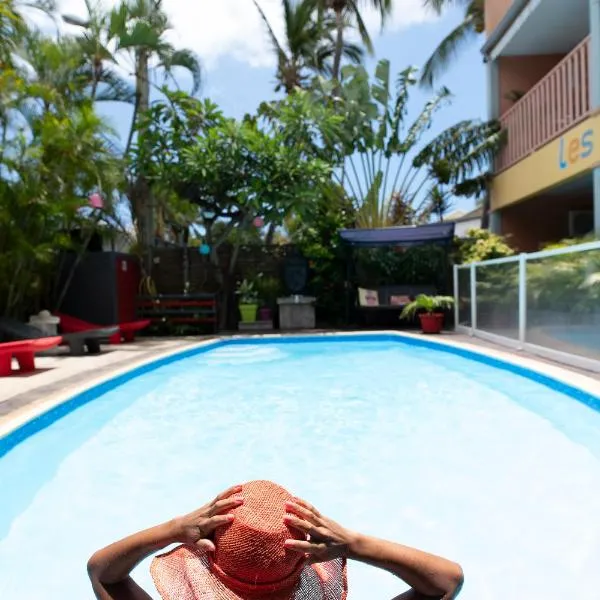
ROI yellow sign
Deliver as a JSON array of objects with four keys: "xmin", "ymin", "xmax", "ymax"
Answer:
[{"xmin": 491, "ymin": 115, "xmax": 600, "ymax": 211}]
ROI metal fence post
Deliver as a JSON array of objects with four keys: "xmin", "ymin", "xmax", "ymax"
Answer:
[
  {"xmin": 518, "ymin": 253, "xmax": 527, "ymax": 348},
  {"xmin": 470, "ymin": 263, "xmax": 477, "ymax": 334},
  {"xmin": 453, "ymin": 265, "xmax": 459, "ymax": 329}
]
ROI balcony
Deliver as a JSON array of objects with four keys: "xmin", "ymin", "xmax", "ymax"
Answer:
[{"xmin": 496, "ymin": 37, "xmax": 591, "ymax": 172}]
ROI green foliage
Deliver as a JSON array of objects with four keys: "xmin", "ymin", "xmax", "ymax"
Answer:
[
  {"xmin": 527, "ymin": 240, "xmax": 600, "ymax": 316},
  {"xmin": 415, "ymin": 119, "xmax": 505, "ymax": 200},
  {"xmin": 315, "ymin": 0, "xmax": 393, "ymax": 80},
  {"xmin": 0, "ymin": 0, "xmax": 509, "ymax": 331},
  {"xmin": 540, "ymin": 234, "xmax": 598, "ymax": 250},
  {"xmin": 400, "ymin": 294, "xmax": 455, "ymax": 319},
  {"xmin": 0, "ymin": 65, "xmax": 123, "ymax": 318},
  {"xmin": 133, "ymin": 89, "xmax": 336, "ymax": 264},
  {"xmin": 235, "ymin": 279, "xmax": 259, "ymax": 305},
  {"xmin": 287, "ymin": 184, "xmax": 355, "ymax": 323},
  {"xmin": 253, "ymin": 0, "xmax": 364, "ymax": 93},
  {"xmin": 254, "ymin": 275, "xmax": 284, "ymax": 307},
  {"xmin": 311, "ymin": 59, "xmax": 452, "ymax": 225},
  {"xmin": 356, "ymin": 245, "xmax": 448, "ymax": 288},
  {"xmin": 309, "ymin": 59, "xmax": 502, "ymax": 226},
  {"xmin": 420, "ymin": 0, "xmax": 484, "ymax": 89},
  {"xmin": 454, "ymin": 228, "xmax": 515, "ymax": 264}
]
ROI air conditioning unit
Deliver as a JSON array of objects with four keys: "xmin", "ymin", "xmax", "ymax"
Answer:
[{"xmin": 568, "ymin": 211, "xmax": 594, "ymax": 237}]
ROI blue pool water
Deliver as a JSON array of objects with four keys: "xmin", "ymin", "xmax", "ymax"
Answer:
[{"xmin": 1, "ymin": 336, "xmax": 600, "ymax": 599}]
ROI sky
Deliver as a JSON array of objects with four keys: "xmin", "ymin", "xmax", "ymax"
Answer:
[{"xmin": 45, "ymin": 0, "xmax": 488, "ymax": 214}]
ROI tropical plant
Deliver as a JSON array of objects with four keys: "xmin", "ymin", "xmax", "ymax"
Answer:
[
  {"xmin": 414, "ymin": 118, "xmax": 505, "ymax": 226},
  {"xmin": 419, "ymin": 0, "xmax": 484, "ymax": 89},
  {"xmin": 287, "ymin": 183, "xmax": 355, "ymax": 323},
  {"xmin": 132, "ymin": 89, "xmax": 335, "ymax": 327},
  {"xmin": 16, "ymin": 31, "xmax": 134, "ymax": 111},
  {"xmin": 67, "ymin": 0, "xmax": 203, "ymax": 253},
  {"xmin": 254, "ymin": 275, "xmax": 284, "ymax": 307},
  {"xmin": 313, "ymin": 60, "xmax": 450, "ymax": 226},
  {"xmin": 526, "ymin": 237, "xmax": 600, "ymax": 318},
  {"xmin": 454, "ymin": 228, "xmax": 514, "ymax": 264},
  {"xmin": 235, "ymin": 279, "xmax": 260, "ymax": 304},
  {"xmin": 0, "ymin": 67, "xmax": 123, "ymax": 318},
  {"xmin": 253, "ymin": 0, "xmax": 363, "ymax": 93},
  {"xmin": 62, "ymin": 0, "xmax": 134, "ymax": 103},
  {"xmin": 318, "ymin": 0, "xmax": 393, "ymax": 81},
  {"xmin": 0, "ymin": 0, "xmax": 56, "ymax": 67},
  {"xmin": 313, "ymin": 59, "xmax": 501, "ymax": 227},
  {"xmin": 400, "ymin": 294, "xmax": 454, "ymax": 319}
]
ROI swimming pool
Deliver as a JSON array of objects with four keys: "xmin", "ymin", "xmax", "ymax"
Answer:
[{"xmin": 1, "ymin": 334, "xmax": 600, "ymax": 599}]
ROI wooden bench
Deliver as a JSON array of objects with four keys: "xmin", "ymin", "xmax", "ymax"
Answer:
[{"xmin": 137, "ymin": 294, "xmax": 218, "ymax": 333}]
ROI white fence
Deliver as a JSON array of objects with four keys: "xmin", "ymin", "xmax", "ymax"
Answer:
[{"xmin": 453, "ymin": 240, "xmax": 600, "ymax": 372}]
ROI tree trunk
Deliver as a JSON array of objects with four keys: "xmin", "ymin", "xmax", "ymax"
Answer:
[
  {"xmin": 134, "ymin": 49, "xmax": 154, "ymax": 264},
  {"xmin": 481, "ymin": 190, "xmax": 490, "ymax": 229},
  {"xmin": 332, "ymin": 8, "xmax": 345, "ymax": 82},
  {"xmin": 265, "ymin": 222, "xmax": 276, "ymax": 245},
  {"xmin": 90, "ymin": 58, "xmax": 101, "ymax": 100}
]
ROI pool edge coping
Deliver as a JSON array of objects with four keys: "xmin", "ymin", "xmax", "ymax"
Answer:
[{"xmin": 1, "ymin": 330, "xmax": 598, "ymax": 457}]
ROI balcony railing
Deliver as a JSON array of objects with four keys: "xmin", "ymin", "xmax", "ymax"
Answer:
[{"xmin": 497, "ymin": 37, "xmax": 591, "ymax": 172}]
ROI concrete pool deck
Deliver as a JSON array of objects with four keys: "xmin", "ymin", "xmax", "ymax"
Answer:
[{"xmin": 1, "ymin": 331, "xmax": 599, "ymax": 440}]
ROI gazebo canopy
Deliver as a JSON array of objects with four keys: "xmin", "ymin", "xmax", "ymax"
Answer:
[{"xmin": 339, "ymin": 222, "xmax": 455, "ymax": 248}]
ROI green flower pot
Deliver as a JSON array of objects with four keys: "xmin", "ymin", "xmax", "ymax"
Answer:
[{"xmin": 239, "ymin": 303, "xmax": 258, "ymax": 323}]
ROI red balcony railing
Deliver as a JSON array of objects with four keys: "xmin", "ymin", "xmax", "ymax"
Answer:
[{"xmin": 497, "ymin": 37, "xmax": 591, "ymax": 172}]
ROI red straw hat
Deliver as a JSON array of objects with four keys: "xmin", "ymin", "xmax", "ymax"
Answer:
[{"xmin": 151, "ymin": 480, "xmax": 348, "ymax": 600}]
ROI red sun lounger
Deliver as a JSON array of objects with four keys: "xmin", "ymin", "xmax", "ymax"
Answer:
[
  {"xmin": 0, "ymin": 337, "xmax": 62, "ymax": 376},
  {"xmin": 54, "ymin": 312, "xmax": 150, "ymax": 344}
]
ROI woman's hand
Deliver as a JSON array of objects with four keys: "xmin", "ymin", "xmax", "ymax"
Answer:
[
  {"xmin": 284, "ymin": 497, "xmax": 358, "ymax": 563},
  {"xmin": 171, "ymin": 484, "xmax": 244, "ymax": 551}
]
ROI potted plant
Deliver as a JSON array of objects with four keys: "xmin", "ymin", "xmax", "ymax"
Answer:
[
  {"xmin": 254, "ymin": 274, "xmax": 282, "ymax": 321},
  {"xmin": 235, "ymin": 279, "xmax": 259, "ymax": 323},
  {"xmin": 400, "ymin": 294, "xmax": 455, "ymax": 334}
]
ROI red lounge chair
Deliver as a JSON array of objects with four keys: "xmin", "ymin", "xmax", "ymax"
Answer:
[
  {"xmin": 0, "ymin": 337, "xmax": 62, "ymax": 376},
  {"xmin": 54, "ymin": 312, "xmax": 150, "ymax": 344}
]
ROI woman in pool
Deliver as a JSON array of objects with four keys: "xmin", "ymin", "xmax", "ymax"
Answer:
[{"xmin": 88, "ymin": 480, "xmax": 464, "ymax": 600}]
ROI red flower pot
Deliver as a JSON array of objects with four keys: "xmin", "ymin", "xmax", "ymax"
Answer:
[{"xmin": 419, "ymin": 312, "xmax": 444, "ymax": 334}]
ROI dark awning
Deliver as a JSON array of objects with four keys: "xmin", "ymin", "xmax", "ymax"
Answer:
[{"xmin": 339, "ymin": 222, "xmax": 455, "ymax": 248}]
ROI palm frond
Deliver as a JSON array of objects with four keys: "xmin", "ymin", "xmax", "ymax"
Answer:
[
  {"xmin": 92, "ymin": 67, "xmax": 136, "ymax": 103},
  {"xmin": 419, "ymin": 0, "xmax": 483, "ymax": 88},
  {"xmin": 355, "ymin": 170, "xmax": 384, "ymax": 228},
  {"xmin": 421, "ymin": 0, "xmax": 472, "ymax": 15},
  {"xmin": 401, "ymin": 86, "xmax": 451, "ymax": 152},
  {"xmin": 349, "ymin": 3, "xmax": 374, "ymax": 55},
  {"xmin": 253, "ymin": 0, "xmax": 289, "ymax": 66},
  {"xmin": 160, "ymin": 47, "xmax": 202, "ymax": 95},
  {"xmin": 22, "ymin": 0, "xmax": 57, "ymax": 15}
]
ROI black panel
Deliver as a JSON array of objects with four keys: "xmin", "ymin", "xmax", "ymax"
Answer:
[{"xmin": 57, "ymin": 252, "xmax": 118, "ymax": 324}]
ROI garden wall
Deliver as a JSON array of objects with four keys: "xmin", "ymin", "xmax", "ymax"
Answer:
[{"xmin": 149, "ymin": 244, "xmax": 299, "ymax": 295}]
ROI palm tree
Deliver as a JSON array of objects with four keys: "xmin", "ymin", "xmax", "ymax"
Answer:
[
  {"xmin": 0, "ymin": 0, "xmax": 56, "ymax": 67},
  {"xmin": 419, "ymin": 0, "xmax": 484, "ymax": 89},
  {"xmin": 253, "ymin": 0, "xmax": 363, "ymax": 93},
  {"xmin": 18, "ymin": 30, "xmax": 134, "ymax": 108},
  {"xmin": 109, "ymin": 0, "xmax": 202, "ymax": 152},
  {"xmin": 319, "ymin": 0, "xmax": 393, "ymax": 81},
  {"xmin": 423, "ymin": 185, "xmax": 452, "ymax": 221},
  {"xmin": 414, "ymin": 118, "xmax": 504, "ymax": 227},
  {"xmin": 63, "ymin": 0, "xmax": 131, "ymax": 102},
  {"xmin": 115, "ymin": 0, "xmax": 202, "ymax": 253}
]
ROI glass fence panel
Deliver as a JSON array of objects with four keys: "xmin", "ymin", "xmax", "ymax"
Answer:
[
  {"xmin": 457, "ymin": 267, "xmax": 472, "ymax": 327},
  {"xmin": 526, "ymin": 248, "xmax": 600, "ymax": 361},
  {"xmin": 475, "ymin": 261, "xmax": 520, "ymax": 339}
]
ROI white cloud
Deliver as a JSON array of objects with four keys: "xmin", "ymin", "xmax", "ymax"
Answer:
[{"xmin": 54, "ymin": 0, "xmax": 436, "ymax": 70}]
